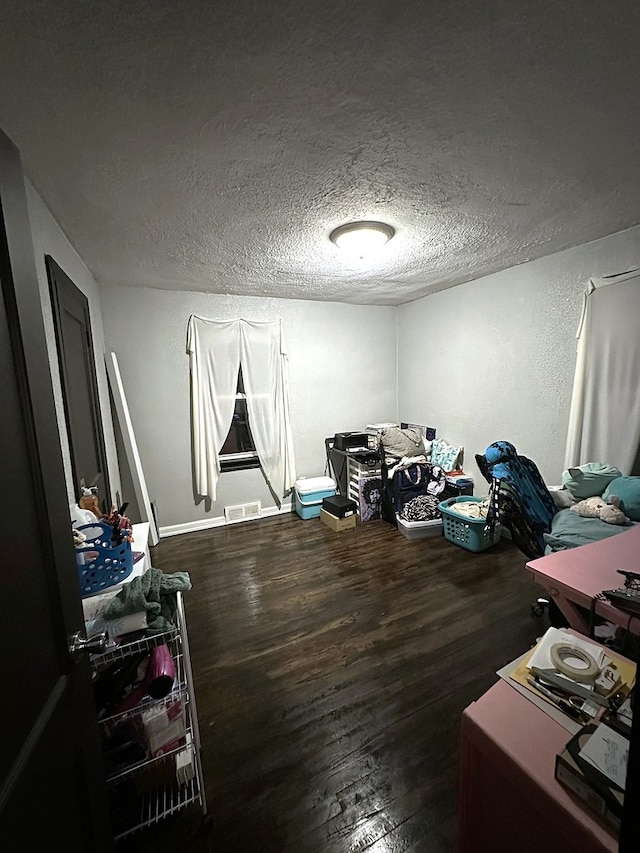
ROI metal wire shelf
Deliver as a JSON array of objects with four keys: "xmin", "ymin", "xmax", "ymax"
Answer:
[
  {"xmin": 92, "ymin": 625, "xmax": 179, "ymax": 669},
  {"xmin": 98, "ymin": 646, "xmax": 186, "ymax": 727},
  {"xmin": 112, "ymin": 776, "xmax": 203, "ymax": 842},
  {"xmin": 98, "ymin": 644, "xmax": 194, "ymax": 782},
  {"xmin": 89, "ymin": 591, "xmax": 206, "ymax": 839},
  {"xmin": 104, "ymin": 720, "xmax": 195, "ymax": 785}
]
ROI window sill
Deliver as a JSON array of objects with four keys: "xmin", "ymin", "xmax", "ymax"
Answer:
[{"xmin": 219, "ymin": 453, "xmax": 260, "ymax": 473}]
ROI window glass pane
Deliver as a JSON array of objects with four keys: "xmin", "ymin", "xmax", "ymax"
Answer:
[
  {"xmin": 237, "ymin": 365, "xmax": 246, "ymax": 395},
  {"xmin": 220, "ymin": 367, "xmax": 256, "ymax": 459},
  {"xmin": 220, "ymin": 398, "xmax": 255, "ymax": 454}
]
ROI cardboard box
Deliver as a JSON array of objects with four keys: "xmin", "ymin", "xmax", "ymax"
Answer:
[
  {"xmin": 320, "ymin": 508, "xmax": 357, "ymax": 532},
  {"xmin": 322, "ymin": 495, "xmax": 357, "ymax": 518}
]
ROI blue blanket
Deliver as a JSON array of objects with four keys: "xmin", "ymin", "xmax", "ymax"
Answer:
[
  {"xmin": 543, "ymin": 508, "xmax": 635, "ymax": 553},
  {"xmin": 483, "ymin": 441, "xmax": 557, "ymax": 554}
]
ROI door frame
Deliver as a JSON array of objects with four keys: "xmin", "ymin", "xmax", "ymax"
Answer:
[{"xmin": 46, "ymin": 253, "xmax": 111, "ymax": 508}]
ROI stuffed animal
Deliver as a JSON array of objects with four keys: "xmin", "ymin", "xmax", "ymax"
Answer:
[
  {"xmin": 600, "ymin": 495, "xmax": 629, "ymax": 525},
  {"xmin": 570, "ymin": 494, "xmax": 629, "ymax": 525},
  {"xmin": 72, "ymin": 529, "xmax": 87, "ymax": 547}
]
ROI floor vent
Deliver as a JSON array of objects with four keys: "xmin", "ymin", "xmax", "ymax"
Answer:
[{"xmin": 224, "ymin": 501, "xmax": 262, "ymax": 524}]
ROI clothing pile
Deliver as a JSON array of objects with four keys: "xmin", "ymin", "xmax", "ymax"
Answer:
[
  {"xmin": 401, "ymin": 494, "xmax": 442, "ymax": 522},
  {"xmin": 376, "ymin": 426, "xmax": 462, "ymax": 526},
  {"xmin": 104, "ymin": 567, "xmax": 192, "ymax": 633},
  {"xmin": 394, "ymin": 461, "xmax": 446, "ymax": 522},
  {"xmin": 447, "ymin": 498, "xmax": 489, "ymax": 520}
]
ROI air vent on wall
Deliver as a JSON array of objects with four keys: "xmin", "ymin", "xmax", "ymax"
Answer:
[{"xmin": 224, "ymin": 501, "xmax": 262, "ymax": 524}]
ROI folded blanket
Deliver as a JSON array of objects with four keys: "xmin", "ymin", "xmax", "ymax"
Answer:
[
  {"xmin": 104, "ymin": 567, "xmax": 192, "ymax": 632},
  {"xmin": 543, "ymin": 508, "xmax": 633, "ymax": 552},
  {"xmin": 387, "ymin": 455, "xmax": 429, "ymax": 479}
]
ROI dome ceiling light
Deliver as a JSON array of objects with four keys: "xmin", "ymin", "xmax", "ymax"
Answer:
[{"xmin": 329, "ymin": 220, "xmax": 395, "ymax": 259}]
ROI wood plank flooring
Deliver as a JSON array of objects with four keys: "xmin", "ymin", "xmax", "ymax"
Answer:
[{"xmin": 116, "ymin": 513, "xmax": 548, "ymax": 853}]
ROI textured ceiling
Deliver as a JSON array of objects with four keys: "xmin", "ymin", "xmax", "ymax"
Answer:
[{"xmin": 0, "ymin": 1, "xmax": 639, "ymax": 305}]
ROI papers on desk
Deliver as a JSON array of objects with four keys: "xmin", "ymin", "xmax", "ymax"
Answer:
[
  {"xmin": 527, "ymin": 627, "xmax": 610, "ymax": 674},
  {"xmin": 579, "ymin": 723, "xmax": 629, "ymax": 791},
  {"xmin": 496, "ymin": 651, "xmax": 583, "ymax": 734},
  {"xmin": 497, "ymin": 627, "xmax": 636, "ymax": 734}
]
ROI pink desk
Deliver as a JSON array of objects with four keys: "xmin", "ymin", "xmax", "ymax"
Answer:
[
  {"xmin": 459, "ymin": 679, "xmax": 617, "ymax": 853},
  {"xmin": 526, "ymin": 523, "xmax": 640, "ymax": 635}
]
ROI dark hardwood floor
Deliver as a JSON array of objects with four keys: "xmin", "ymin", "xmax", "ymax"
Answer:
[{"xmin": 116, "ymin": 513, "xmax": 549, "ymax": 853}]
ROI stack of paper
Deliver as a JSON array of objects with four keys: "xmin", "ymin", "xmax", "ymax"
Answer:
[
  {"xmin": 579, "ymin": 723, "xmax": 629, "ymax": 790},
  {"xmin": 527, "ymin": 627, "xmax": 610, "ymax": 674}
]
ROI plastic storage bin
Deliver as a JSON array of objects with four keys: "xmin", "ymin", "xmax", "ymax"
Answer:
[
  {"xmin": 76, "ymin": 521, "xmax": 134, "ymax": 596},
  {"xmin": 438, "ymin": 496, "xmax": 500, "ymax": 553},
  {"xmin": 396, "ymin": 515, "xmax": 443, "ymax": 540},
  {"xmin": 293, "ymin": 476, "xmax": 336, "ymax": 519}
]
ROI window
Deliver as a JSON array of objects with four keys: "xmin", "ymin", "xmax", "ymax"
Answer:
[
  {"xmin": 187, "ymin": 314, "xmax": 296, "ymax": 502},
  {"xmin": 219, "ymin": 367, "xmax": 260, "ymax": 472}
]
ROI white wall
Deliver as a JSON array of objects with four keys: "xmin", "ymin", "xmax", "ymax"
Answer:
[
  {"xmin": 397, "ymin": 225, "xmax": 640, "ymax": 492},
  {"xmin": 25, "ymin": 181, "xmax": 121, "ymax": 506},
  {"xmin": 31, "ymin": 166, "xmax": 638, "ymax": 526},
  {"xmin": 99, "ymin": 286, "xmax": 397, "ymax": 532}
]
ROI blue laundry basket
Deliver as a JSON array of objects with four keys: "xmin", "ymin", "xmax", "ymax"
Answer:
[{"xmin": 438, "ymin": 496, "xmax": 500, "ymax": 553}]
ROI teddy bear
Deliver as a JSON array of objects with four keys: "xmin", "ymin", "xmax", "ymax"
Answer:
[{"xmin": 570, "ymin": 494, "xmax": 629, "ymax": 525}]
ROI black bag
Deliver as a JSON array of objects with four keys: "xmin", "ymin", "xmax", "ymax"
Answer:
[{"xmin": 393, "ymin": 463, "xmax": 432, "ymax": 513}]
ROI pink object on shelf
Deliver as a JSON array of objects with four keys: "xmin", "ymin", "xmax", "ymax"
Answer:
[{"xmin": 114, "ymin": 644, "xmax": 176, "ymax": 713}]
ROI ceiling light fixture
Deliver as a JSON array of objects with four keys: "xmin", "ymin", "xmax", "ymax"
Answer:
[{"xmin": 329, "ymin": 220, "xmax": 395, "ymax": 258}]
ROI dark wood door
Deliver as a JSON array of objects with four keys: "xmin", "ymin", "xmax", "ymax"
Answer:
[
  {"xmin": 46, "ymin": 253, "xmax": 111, "ymax": 511},
  {"xmin": 0, "ymin": 129, "xmax": 112, "ymax": 849}
]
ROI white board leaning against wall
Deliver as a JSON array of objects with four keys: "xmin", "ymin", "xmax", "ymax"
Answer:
[{"xmin": 105, "ymin": 351, "xmax": 159, "ymax": 546}]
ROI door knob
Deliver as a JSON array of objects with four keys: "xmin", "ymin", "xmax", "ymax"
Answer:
[{"xmin": 69, "ymin": 630, "xmax": 109, "ymax": 659}]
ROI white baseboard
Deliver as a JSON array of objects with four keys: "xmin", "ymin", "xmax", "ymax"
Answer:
[
  {"xmin": 260, "ymin": 504, "xmax": 292, "ymax": 520},
  {"xmin": 159, "ymin": 516, "xmax": 226, "ymax": 538},
  {"xmin": 159, "ymin": 501, "xmax": 292, "ymax": 538}
]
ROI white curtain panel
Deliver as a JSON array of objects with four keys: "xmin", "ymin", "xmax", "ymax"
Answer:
[
  {"xmin": 239, "ymin": 320, "xmax": 297, "ymax": 505},
  {"xmin": 565, "ymin": 270, "xmax": 640, "ymax": 474},
  {"xmin": 187, "ymin": 315, "xmax": 296, "ymax": 503},
  {"xmin": 187, "ymin": 316, "xmax": 241, "ymax": 500}
]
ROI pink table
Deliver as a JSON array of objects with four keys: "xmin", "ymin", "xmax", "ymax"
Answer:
[
  {"xmin": 526, "ymin": 523, "xmax": 640, "ymax": 635},
  {"xmin": 459, "ymin": 679, "xmax": 617, "ymax": 853}
]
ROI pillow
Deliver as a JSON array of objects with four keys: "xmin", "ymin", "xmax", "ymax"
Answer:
[
  {"xmin": 561, "ymin": 462, "xmax": 622, "ymax": 499},
  {"xmin": 547, "ymin": 485, "xmax": 577, "ymax": 509},
  {"xmin": 603, "ymin": 476, "xmax": 640, "ymax": 522},
  {"xmin": 380, "ymin": 426, "xmax": 425, "ymax": 459}
]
